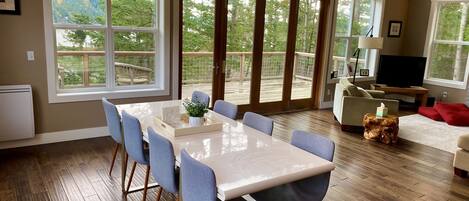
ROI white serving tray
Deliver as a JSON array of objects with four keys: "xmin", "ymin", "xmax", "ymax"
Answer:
[{"xmin": 154, "ymin": 114, "xmax": 223, "ymax": 137}]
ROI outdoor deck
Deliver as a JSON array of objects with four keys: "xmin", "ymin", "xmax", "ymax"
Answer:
[{"xmin": 182, "ymin": 78, "xmax": 313, "ymax": 105}]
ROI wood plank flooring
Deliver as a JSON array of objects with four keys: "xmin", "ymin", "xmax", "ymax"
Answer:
[{"xmin": 1, "ymin": 110, "xmax": 468, "ymax": 201}]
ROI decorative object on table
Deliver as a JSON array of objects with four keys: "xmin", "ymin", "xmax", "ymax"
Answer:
[
  {"xmin": 0, "ymin": 0, "xmax": 20, "ymax": 15},
  {"xmin": 376, "ymin": 103, "xmax": 388, "ymax": 118},
  {"xmin": 154, "ymin": 113, "xmax": 223, "ymax": 137},
  {"xmin": 161, "ymin": 106, "xmax": 181, "ymax": 122},
  {"xmin": 352, "ymin": 26, "xmax": 383, "ymax": 84},
  {"xmin": 388, "ymin": 21, "xmax": 402, "ymax": 37},
  {"xmin": 183, "ymin": 99, "xmax": 208, "ymax": 126},
  {"xmin": 330, "ymin": 70, "xmax": 339, "ymax": 79},
  {"xmin": 363, "ymin": 113, "xmax": 399, "ymax": 144},
  {"xmin": 359, "ymin": 69, "xmax": 369, "ymax": 76}
]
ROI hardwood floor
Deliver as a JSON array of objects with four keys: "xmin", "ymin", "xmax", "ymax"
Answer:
[{"xmin": 1, "ymin": 110, "xmax": 468, "ymax": 201}]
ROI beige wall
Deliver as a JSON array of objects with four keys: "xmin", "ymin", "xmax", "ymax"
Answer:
[
  {"xmin": 381, "ymin": 0, "xmax": 408, "ymax": 56},
  {"xmin": 0, "ymin": 1, "xmax": 172, "ymax": 134}
]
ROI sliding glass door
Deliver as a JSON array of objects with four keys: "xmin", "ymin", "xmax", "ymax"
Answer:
[{"xmin": 180, "ymin": 0, "xmax": 328, "ymax": 114}]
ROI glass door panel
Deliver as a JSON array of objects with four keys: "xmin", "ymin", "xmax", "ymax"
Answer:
[
  {"xmin": 223, "ymin": 0, "xmax": 256, "ymax": 105},
  {"xmin": 291, "ymin": 0, "xmax": 321, "ymax": 100},
  {"xmin": 181, "ymin": 0, "xmax": 215, "ymax": 105},
  {"xmin": 259, "ymin": 0, "xmax": 290, "ymax": 103}
]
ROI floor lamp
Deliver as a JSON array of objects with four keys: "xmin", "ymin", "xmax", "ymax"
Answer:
[{"xmin": 352, "ymin": 31, "xmax": 383, "ymax": 84}]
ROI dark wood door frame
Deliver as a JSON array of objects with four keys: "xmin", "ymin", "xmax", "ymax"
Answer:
[
  {"xmin": 178, "ymin": 0, "xmax": 331, "ymax": 114},
  {"xmin": 282, "ymin": 0, "xmax": 300, "ymax": 110}
]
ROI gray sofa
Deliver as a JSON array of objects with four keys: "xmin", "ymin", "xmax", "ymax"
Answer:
[{"xmin": 333, "ymin": 79, "xmax": 399, "ymax": 131}]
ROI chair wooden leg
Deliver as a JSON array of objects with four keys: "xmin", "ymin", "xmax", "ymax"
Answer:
[
  {"xmin": 142, "ymin": 165, "xmax": 151, "ymax": 201},
  {"xmin": 155, "ymin": 187, "xmax": 163, "ymax": 201},
  {"xmin": 109, "ymin": 143, "xmax": 120, "ymax": 176},
  {"xmin": 126, "ymin": 161, "xmax": 137, "ymax": 192}
]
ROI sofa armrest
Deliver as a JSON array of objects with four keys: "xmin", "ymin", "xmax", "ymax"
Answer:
[
  {"xmin": 366, "ymin": 90, "xmax": 386, "ymax": 99},
  {"xmin": 340, "ymin": 96, "xmax": 399, "ymax": 126}
]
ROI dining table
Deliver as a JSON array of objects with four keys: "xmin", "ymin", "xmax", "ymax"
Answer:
[{"xmin": 116, "ymin": 100, "xmax": 335, "ymax": 200}]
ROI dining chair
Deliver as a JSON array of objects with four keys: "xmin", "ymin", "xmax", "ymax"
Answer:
[
  {"xmin": 243, "ymin": 112, "xmax": 274, "ymax": 136},
  {"xmin": 122, "ymin": 111, "xmax": 151, "ymax": 201},
  {"xmin": 192, "ymin": 91, "xmax": 210, "ymax": 107},
  {"xmin": 102, "ymin": 98, "xmax": 125, "ymax": 176},
  {"xmin": 181, "ymin": 149, "xmax": 217, "ymax": 201},
  {"xmin": 250, "ymin": 130, "xmax": 335, "ymax": 201},
  {"xmin": 213, "ymin": 100, "xmax": 238, "ymax": 120},
  {"xmin": 148, "ymin": 128, "xmax": 179, "ymax": 201}
]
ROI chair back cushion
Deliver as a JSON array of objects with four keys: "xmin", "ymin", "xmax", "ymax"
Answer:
[
  {"xmin": 148, "ymin": 128, "xmax": 178, "ymax": 193},
  {"xmin": 192, "ymin": 91, "xmax": 210, "ymax": 107},
  {"xmin": 251, "ymin": 130, "xmax": 335, "ymax": 201},
  {"xmin": 181, "ymin": 150, "xmax": 217, "ymax": 201},
  {"xmin": 243, "ymin": 112, "xmax": 274, "ymax": 136},
  {"xmin": 102, "ymin": 98, "xmax": 122, "ymax": 143},
  {"xmin": 213, "ymin": 100, "xmax": 238, "ymax": 120},
  {"xmin": 122, "ymin": 111, "xmax": 148, "ymax": 165}
]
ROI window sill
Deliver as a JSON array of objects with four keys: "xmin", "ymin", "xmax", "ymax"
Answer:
[
  {"xmin": 48, "ymin": 88, "xmax": 170, "ymax": 103},
  {"xmin": 327, "ymin": 76, "xmax": 376, "ymax": 84},
  {"xmin": 424, "ymin": 78, "xmax": 468, "ymax": 90}
]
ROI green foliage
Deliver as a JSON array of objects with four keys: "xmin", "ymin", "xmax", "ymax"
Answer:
[{"xmin": 183, "ymin": 99, "xmax": 208, "ymax": 117}]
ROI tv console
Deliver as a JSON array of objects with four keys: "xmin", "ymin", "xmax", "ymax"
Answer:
[{"xmin": 370, "ymin": 84, "xmax": 429, "ymax": 107}]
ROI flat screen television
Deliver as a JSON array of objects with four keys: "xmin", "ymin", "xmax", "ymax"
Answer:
[{"xmin": 376, "ymin": 55, "xmax": 427, "ymax": 87}]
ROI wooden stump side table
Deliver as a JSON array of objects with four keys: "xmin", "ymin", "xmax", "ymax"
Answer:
[{"xmin": 363, "ymin": 113, "xmax": 399, "ymax": 144}]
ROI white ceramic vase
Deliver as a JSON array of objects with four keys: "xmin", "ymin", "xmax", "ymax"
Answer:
[{"xmin": 189, "ymin": 116, "xmax": 204, "ymax": 127}]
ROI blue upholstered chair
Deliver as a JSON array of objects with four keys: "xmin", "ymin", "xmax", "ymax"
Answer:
[
  {"xmin": 181, "ymin": 149, "xmax": 217, "ymax": 201},
  {"xmin": 243, "ymin": 112, "xmax": 274, "ymax": 136},
  {"xmin": 213, "ymin": 100, "xmax": 238, "ymax": 120},
  {"xmin": 122, "ymin": 111, "xmax": 151, "ymax": 201},
  {"xmin": 250, "ymin": 130, "xmax": 335, "ymax": 201},
  {"xmin": 101, "ymin": 98, "xmax": 124, "ymax": 176},
  {"xmin": 148, "ymin": 128, "xmax": 179, "ymax": 201},
  {"xmin": 192, "ymin": 91, "xmax": 210, "ymax": 107}
]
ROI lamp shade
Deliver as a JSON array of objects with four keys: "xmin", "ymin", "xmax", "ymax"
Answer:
[{"xmin": 358, "ymin": 37, "xmax": 383, "ymax": 49}]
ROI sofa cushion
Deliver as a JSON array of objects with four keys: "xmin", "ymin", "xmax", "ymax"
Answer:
[
  {"xmin": 418, "ymin": 107, "xmax": 443, "ymax": 121},
  {"xmin": 357, "ymin": 87, "xmax": 373, "ymax": 98},
  {"xmin": 434, "ymin": 102, "xmax": 469, "ymax": 126},
  {"xmin": 459, "ymin": 134, "xmax": 469, "ymax": 150}
]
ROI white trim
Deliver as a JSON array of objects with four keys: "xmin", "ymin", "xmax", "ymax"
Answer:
[
  {"xmin": 43, "ymin": 0, "xmax": 171, "ymax": 103},
  {"xmin": 0, "ymin": 127, "xmax": 109, "ymax": 150},
  {"xmin": 424, "ymin": 78, "xmax": 468, "ymax": 89},
  {"xmin": 319, "ymin": 101, "xmax": 333, "ymax": 109},
  {"xmin": 423, "ymin": 0, "xmax": 469, "ymax": 90}
]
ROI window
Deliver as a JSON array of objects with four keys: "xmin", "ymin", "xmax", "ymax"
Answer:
[
  {"xmin": 329, "ymin": 0, "xmax": 383, "ymax": 79},
  {"xmin": 43, "ymin": 0, "xmax": 170, "ymax": 103},
  {"xmin": 425, "ymin": 1, "xmax": 469, "ymax": 89}
]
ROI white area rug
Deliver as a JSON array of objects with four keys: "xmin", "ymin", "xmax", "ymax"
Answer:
[{"xmin": 399, "ymin": 114, "xmax": 469, "ymax": 153}]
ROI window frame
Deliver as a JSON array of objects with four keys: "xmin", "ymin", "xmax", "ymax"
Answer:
[
  {"xmin": 424, "ymin": 0, "xmax": 469, "ymax": 89},
  {"xmin": 327, "ymin": 0, "xmax": 384, "ymax": 83},
  {"xmin": 43, "ymin": 0, "xmax": 171, "ymax": 103}
]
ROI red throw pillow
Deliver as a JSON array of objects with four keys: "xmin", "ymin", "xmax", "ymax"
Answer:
[
  {"xmin": 418, "ymin": 107, "xmax": 443, "ymax": 121},
  {"xmin": 434, "ymin": 102, "xmax": 469, "ymax": 126}
]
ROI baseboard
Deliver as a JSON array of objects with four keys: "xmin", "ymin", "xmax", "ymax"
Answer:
[
  {"xmin": 320, "ymin": 101, "xmax": 333, "ymax": 109},
  {"xmin": 0, "ymin": 127, "xmax": 109, "ymax": 150}
]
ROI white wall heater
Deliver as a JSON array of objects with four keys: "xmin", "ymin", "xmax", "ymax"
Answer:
[{"xmin": 0, "ymin": 85, "xmax": 35, "ymax": 141}]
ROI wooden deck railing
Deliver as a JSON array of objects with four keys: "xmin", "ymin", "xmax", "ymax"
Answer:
[{"xmin": 57, "ymin": 51, "xmax": 364, "ymax": 88}]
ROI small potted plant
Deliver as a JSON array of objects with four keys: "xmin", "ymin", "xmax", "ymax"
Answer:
[{"xmin": 183, "ymin": 99, "xmax": 208, "ymax": 126}]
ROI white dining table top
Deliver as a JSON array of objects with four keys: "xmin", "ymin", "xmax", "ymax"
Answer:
[{"xmin": 116, "ymin": 100, "xmax": 335, "ymax": 200}]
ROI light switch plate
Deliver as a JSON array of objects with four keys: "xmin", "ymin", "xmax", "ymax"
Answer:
[{"xmin": 27, "ymin": 51, "xmax": 35, "ymax": 61}]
